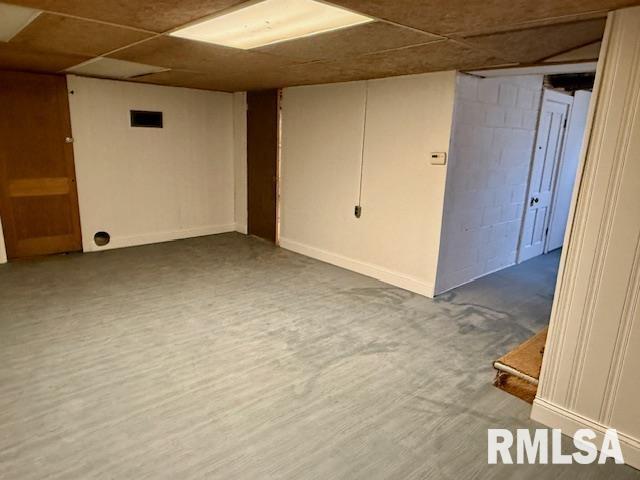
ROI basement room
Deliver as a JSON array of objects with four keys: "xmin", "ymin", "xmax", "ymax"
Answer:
[{"xmin": 1, "ymin": 1, "xmax": 639, "ymax": 478}]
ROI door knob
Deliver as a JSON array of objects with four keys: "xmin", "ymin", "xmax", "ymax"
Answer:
[
  {"xmin": 65, "ymin": 137, "xmax": 74, "ymax": 143},
  {"xmin": 530, "ymin": 197, "xmax": 540, "ymax": 206}
]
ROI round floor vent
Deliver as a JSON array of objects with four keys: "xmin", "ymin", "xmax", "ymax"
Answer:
[{"xmin": 94, "ymin": 231, "xmax": 111, "ymax": 247}]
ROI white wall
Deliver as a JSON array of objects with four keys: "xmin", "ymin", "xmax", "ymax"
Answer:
[
  {"xmin": 435, "ymin": 74, "xmax": 543, "ymax": 294},
  {"xmin": 533, "ymin": 7, "xmax": 640, "ymax": 469},
  {"xmin": 546, "ymin": 90, "xmax": 592, "ymax": 251},
  {"xmin": 0, "ymin": 220, "xmax": 6, "ymax": 264},
  {"xmin": 67, "ymin": 76, "xmax": 236, "ymax": 252},
  {"xmin": 279, "ymin": 71, "xmax": 456, "ymax": 297},
  {"xmin": 233, "ymin": 92, "xmax": 248, "ymax": 234}
]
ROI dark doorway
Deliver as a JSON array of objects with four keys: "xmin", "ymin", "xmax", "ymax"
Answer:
[
  {"xmin": 0, "ymin": 71, "xmax": 82, "ymax": 259},
  {"xmin": 247, "ymin": 89, "xmax": 279, "ymax": 243}
]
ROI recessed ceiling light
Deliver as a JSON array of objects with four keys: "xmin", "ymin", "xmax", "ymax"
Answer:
[
  {"xmin": 66, "ymin": 57, "xmax": 169, "ymax": 79},
  {"xmin": 0, "ymin": 3, "xmax": 41, "ymax": 42},
  {"xmin": 170, "ymin": 0, "xmax": 374, "ymax": 49}
]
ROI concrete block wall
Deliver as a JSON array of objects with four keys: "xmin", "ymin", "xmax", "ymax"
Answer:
[{"xmin": 435, "ymin": 73, "xmax": 543, "ymax": 294}]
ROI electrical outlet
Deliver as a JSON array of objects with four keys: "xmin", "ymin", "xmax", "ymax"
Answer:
[
  {"xmin": 354, "ymin": 205, "xmax": 362, "ymax": 218},
  {"xmin": 430, "ymin": 152, "xmax": 447, "ymax": 165}
]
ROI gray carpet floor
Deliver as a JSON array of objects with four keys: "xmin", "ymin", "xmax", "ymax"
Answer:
[{"xmin": 0, "ymin": 233, "xmax": 637, "ymax": 479}]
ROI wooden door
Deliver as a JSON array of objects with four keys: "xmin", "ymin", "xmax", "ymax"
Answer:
[
  {"xmin": 247, "ymin": 89, "xmax": 279, "ymax": 243},
  {"xmin": 0, "ymin": 71, "xmax": 82, "ymax": 259},
  {"xmin": 518, "ymin": 89, "xmax": 572, "ymax": 263}
]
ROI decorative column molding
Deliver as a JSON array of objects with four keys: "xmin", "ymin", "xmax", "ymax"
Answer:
[{"xmin": 532, "ymin": 6, "xmax": 640, "ymax": 470}]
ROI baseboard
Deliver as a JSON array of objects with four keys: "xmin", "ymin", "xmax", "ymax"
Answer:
[
  {"xmin": 279, "ymin": 237, "xmax": 435, "ymax": 298},
  {"xmin": 435, "ymin": 261, "xmax": 516, "ymax": 296},
  {"xmin": 235, "ymin": 224, "xmax": 248, "ymax": 234},
  {"xmin": 83, "ymin": 224, "xmax": 237, "ymax": 252},
  {"xmin": 531, "ymin": 397, "xmax": 640, "ymax": 469}
]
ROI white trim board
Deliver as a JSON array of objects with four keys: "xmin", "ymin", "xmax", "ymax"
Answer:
[
  {"xmin": 532, "ymin": 398, "xmax": 640, "ymax": 469},
  {"xmin": 279, "ymin": 237, "xmax": 435, "ymax": 298},
  {"xmin": 469, "ymin": 62, "xmax": 598, "ymax": 77},
  {"xmin": 83, "ymin": 224, "xmax": 236, "ymax": 252}
]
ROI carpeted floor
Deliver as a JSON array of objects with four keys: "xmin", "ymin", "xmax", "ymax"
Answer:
[{"xmin": 0, "ymin": 233, "xmax": 637, "ymax": 479}]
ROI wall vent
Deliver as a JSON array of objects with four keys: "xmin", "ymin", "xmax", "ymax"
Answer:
[{"xmin": 130, "ymin": 110, "xmax": 163, "ymax": 128}]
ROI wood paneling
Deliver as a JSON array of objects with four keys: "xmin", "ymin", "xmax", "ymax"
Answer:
[
  {"xmin": 0, "ymin": 71, "xmax": 82, "ymax": 259},
  {"xmin": 247, "ymin": 90, "xmax": 278, "ymax": 243},
  {"xmin": 10, "ymin": 13, "xmax": 154, "ymax": 57}
]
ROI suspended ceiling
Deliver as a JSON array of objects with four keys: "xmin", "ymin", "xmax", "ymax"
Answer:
[{"xmin": 0, "ymin": 0, "xmax": 636, "ymax": 92}]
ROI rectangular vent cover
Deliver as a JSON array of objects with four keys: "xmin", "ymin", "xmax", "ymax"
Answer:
[{"xmin": 130, "ymin": 110, "xmax": 163, "ymax": 128}]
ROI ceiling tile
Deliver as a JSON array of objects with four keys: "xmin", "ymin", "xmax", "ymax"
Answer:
[
  {"xmin": 0, "ymin": 0, "xmax": 248, "ymax": 33},
  {"xmin": 133, "ymin": 58, "xmax": 388, "ymax": 92},
  {"xmin": 132, "ymin": 70, "xmax": 240, "ymax": 92},
  {"xmin": 127, "ymin": 39, "xmax": 513, "ymax": 91},
  {"xmin": 0, "ymin": 41, "xmax": 90, "ymax": 72},
  {"xmin": 256, "ymin": 21, "xmax": 440, "ymax": 62},
  {"xmin": 66, "ymin": 57, "xmax": 168, "ymax": 79},
  {"xmin": 462, "ymin": 18, "xmax": 606, "ymax": 64},
  {"xmin": 544, "ymin": 41, "xmax": 602, "ymax": 63},
  {"xmin": 328, "ymin": 0, "xmax": 639, "ymax": 35},
  {"xmin": 109, "ymin": 36, "xmax": 296, "ymax": 75},
  {"xmin": 10, "ymin": 13, "xmax": 155, "ymax": 57},
  {"xmin": 231, "ymin": 40, "xmax": 513, "ymax": 90},
  {"xmin": 0, "ymin": 3, "xmax": 40, "ymax": 42},
  {"xmin": 331, "ymin": 40, "xmax": 512, "ymax": 77}
]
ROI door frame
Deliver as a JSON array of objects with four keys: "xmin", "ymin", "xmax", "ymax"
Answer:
[
  {"xmin": 544, "ymin": 90, "xmax": 593, "ymax": 254},
  {"xmin": 246, "ymin": 89, "xmax": 280, "ymax": 244},
  {"xmin": 517, "ymin": 88, "xmax": 573, "ymax": 263}
]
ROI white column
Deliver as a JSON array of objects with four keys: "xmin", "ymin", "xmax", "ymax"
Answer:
[
  {"xmin": 0, "ymin": 220, "xmax": 6, "ymax": 263},
  {"xmin": 532, "ymin": 6, "xmax": 640, "ymax": 469}
]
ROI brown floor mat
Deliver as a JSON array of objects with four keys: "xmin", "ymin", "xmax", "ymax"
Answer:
[{"xmin": 493, "ymin": 327, "xmax": 548, "ymax": 404}]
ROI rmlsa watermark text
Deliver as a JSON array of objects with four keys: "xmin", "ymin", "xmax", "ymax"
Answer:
[{"xmin": 488, "ymin": 428, "xmax": 624, "ymax": 465}]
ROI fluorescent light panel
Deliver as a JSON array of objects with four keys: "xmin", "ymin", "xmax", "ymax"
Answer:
[
  {"xmin": 0, "ymin": 3, "xmax": 41, "ymax": 42},
  {"xmin": 170, "ymin": 0, "xmax": 374, "ymax": 49},
  {"xmin": 66, "ymin": 57, "xmax": 169, "ymax": 79}
]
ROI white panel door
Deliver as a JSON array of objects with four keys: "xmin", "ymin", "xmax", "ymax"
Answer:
[
  {"xmin": 518, "ymin": 89, "xmax": 572, "ymax": 263},
  {"xmin": 546, "ymin": 90, "xmax": 592, "ymax": 252}
]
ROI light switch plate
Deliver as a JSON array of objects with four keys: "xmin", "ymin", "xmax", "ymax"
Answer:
[{"xmin": 430, "ymin": 152, "xmax": 447, "ymax": 165}]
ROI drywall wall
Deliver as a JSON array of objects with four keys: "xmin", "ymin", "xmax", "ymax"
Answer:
[
  {"xmin": 233, "ymin": 92, "xmax": 248, "ymax": 234},
  {"xmin": 0, "ymin": 220, "xmax": 6, "ymax": 264},
  {"xmin": 435, "ymin": 73, "xmax": 543, "ymax": 294},
  {"xmin": 279, "ymin": 71, "xmax": 456, "ymax": 297},
  {"xmin": 546, "ymin": 90, "xmax": 592, "ymax": 251},
  {"xmin": 533, "ymin": 7, "xmax": 640, "ymax": 469},
  {"xmin": 67, "ymin": 75, "xmax": 236, "ymax": 252}
]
